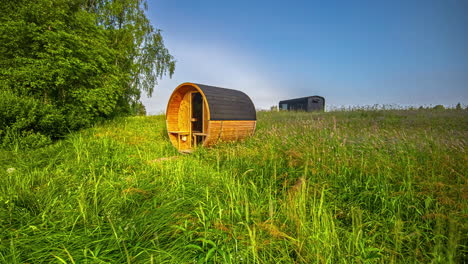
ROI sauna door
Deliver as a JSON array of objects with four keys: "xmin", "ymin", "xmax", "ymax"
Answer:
[{"xmin": 191, "ymin": 92, "xmax": 203, "ymax": 132}]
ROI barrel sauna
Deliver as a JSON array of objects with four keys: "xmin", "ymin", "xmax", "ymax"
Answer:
[{"xmin": 166, "ymin": 82, "xmax": 256, "ymax": 151}]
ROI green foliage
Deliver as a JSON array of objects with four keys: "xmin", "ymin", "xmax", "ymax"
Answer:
[
  {"xmin": 132, "ymin": 101, "xmax": 147, "ymax": 116},
  {"xmin": 0, "ymin": 90, "xmax": 66, "ymax": 149},
  {"xmin": 0, "ymin": 0, "xmax": 174, "ymax": 148},
  {"xmin": 0, "ymin": 110, "xmax": 466, "ymax": 262}
]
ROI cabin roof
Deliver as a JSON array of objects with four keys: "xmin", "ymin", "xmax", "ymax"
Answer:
[
  {"xmin": 279, "ymin": 96, "xmax": 325, "ymax": 104},
  {"xmin": 193, "ymin": 83, "xmax": 256, "ymax": 121}
]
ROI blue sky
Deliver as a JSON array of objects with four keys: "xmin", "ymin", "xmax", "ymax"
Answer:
[{"xmin": 142, "ymin": 0, "xmax": 468, "ymax": 113}]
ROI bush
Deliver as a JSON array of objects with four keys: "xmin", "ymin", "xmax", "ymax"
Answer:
[
  {"xmin": 0, "ymin": 90, "xmax": 67, "ymax": 149},
  {"xmin": 0, "ymin": 128, "xmax": 52, "ymax": 150}
]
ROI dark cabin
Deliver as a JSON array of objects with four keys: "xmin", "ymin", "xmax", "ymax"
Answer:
[{"xmin": 279, "ymin": 96, "xmax": 325, "ymax": 112}]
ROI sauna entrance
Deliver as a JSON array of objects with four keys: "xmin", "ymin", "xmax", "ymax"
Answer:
[
  {"xmin": 191, "ymin": 92, "xmax": 203, "ymax": 132},
  {"xmin": 191, "ymin": 92, "xmax": 207, "ymax": 147}
]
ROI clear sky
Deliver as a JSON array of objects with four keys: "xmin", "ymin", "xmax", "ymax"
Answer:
[{"xmin": 142, "ymin": 0, "xmax": 468, "ymax": 114}]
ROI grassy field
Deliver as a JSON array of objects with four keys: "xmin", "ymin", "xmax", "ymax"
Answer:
[{"xmin": 0, "ymin": 109, "xmax": 466, "ymax": 263}]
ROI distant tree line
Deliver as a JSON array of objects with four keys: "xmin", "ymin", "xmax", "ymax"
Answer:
[{"xmin": 0, "ymin": 0, "xmax": 175, "ymax": 149}]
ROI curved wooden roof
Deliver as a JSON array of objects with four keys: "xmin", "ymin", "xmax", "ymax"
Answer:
[{"xmin": 179, "ymin": 83, "xmax": 256, "ymax": 121}]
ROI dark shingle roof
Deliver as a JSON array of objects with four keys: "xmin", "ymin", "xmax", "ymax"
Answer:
[{"xmin": 195, "ymin": 83, "xmax": 256, "ymax": 121}]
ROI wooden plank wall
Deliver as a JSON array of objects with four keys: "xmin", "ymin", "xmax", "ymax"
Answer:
[
  {"xmin": 178, "ymin": 92, "xmax": 191, "ymax": 132},
  {"xmin": 167, "ymin": 91, "xmax": 183, "ymax": 147},
  {"xmin": 204, "ymin": 120, "xmax": 256, "ymax": 146},
  {"xmin": 177, "ymin": 92, "xmax": 192, "ymax": 150},
  {"xmin": 167, "ymin": 85, "xmax": 196, "ymax": 150},
  {"xmin": 167, "ymin": 91, "xmax": 182, "ymax": 130}
]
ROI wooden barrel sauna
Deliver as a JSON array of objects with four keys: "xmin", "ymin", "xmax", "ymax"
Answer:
[{"xmin": 166, "ymin": 82, "xmax": 256, "ymax": 151}]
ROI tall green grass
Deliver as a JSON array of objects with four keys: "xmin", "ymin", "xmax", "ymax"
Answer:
[{"xmin": 0, "ymin": 109, "xmax": 466, "ymax": 263}]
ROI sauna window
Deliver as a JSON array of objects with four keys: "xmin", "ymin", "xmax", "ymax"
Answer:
[{"xmin": 280, "ymin": 103, "xmax": 288, "ymax": 110}]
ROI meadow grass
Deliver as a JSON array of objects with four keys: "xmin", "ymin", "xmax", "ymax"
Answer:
[{"xmin": 0, "ymin": 109, "xmax": 466, "ymax": 263}]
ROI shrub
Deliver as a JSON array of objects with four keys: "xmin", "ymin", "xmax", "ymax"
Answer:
[{"xmin": 0, "ymin": 90, "xmax": 67, "ymax": 149}]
